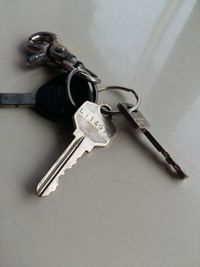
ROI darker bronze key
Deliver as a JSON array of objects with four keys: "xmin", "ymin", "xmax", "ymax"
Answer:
[{"xmin": 118, "ymin": 102, "xmax": 187, "ymax": 179}]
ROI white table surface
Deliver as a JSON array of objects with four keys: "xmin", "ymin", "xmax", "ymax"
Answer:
[{"xmin": 0, "ymin": 1, "xmax": 199, "ymax": 266}]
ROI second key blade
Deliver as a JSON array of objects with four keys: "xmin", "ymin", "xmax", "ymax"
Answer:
[
  {"xmin": 118, "ymin": 102, "xmax": 187, "ymax": 179},
  {"xmin": 0, "ymin": 93, "xmax": 35, "ymax": 107}
]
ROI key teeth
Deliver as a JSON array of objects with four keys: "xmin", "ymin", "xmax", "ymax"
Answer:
[
  {"xmin": 66, "ymin": 158, "xmax": 78, "ymax": 169},
  {"xmin": 36, "ymin": 177, "xmax": 60, "ymax": 197},
  {"xmin": 60, "ymin": 157, "xmax": 80, "ymax": 175},
  {"xmin": 54, "ymin": 149, "xmax": 88, "ymax": 178},
  {"xmin": 35, "ymin": 138, "xmax": 93, "ymax": 197},
  {"xmin": 35, "ymin": 151, "xmax": 83, "ymax": 197}
]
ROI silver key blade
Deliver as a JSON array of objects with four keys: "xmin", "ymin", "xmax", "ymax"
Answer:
[
  {"xmin": 36, "ymin": 101, "xmax": 116, "ymax": 197},
  {"xmin": 36, "ymin": 131, "xmax": 85, "ymax": 197}
]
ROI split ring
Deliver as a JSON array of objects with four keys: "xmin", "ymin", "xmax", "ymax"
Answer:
[
  {"xmin": 66, "ymin": 68, "xmax": 98, "ymax": 107},
  {"xmin": 98, "ymin": 86, "xmax": 141, "ymax": 116}
]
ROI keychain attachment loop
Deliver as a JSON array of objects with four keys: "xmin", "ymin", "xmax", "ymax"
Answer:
[{"xmin": 66, "ymin": 67, "xmax": 98, "ymax": 107}]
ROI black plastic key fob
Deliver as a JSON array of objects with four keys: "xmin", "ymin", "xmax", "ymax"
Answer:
[{"xmin": 35, "ymin": 72, "xmax": 98, "ymax": 121}]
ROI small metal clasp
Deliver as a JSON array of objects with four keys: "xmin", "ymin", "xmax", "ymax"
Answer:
[{"xmin": 25, "ymin": 31, "xmax": 101, "ymax": 84}]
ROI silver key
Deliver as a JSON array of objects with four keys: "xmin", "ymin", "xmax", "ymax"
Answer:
[{"xmin": 36, "ymin": 101, "xmax": 116, "ymax": 197}]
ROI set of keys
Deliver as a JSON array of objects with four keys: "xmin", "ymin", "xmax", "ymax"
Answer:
[{"xmin": 0, "ymin": 32, "xmax": 187, "ymax": 197}]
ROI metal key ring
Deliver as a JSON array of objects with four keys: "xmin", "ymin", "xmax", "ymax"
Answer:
[
  {"xmin": 78, "ymin": 67, "xmax": 101, "ymax": 84},
  {"xmin": 66, "ymin": 67, "xmax": 98, "ymax": 107},
  {"xmin": 98, "ymin": 86, "xmax": 141, "ymax": 116}
]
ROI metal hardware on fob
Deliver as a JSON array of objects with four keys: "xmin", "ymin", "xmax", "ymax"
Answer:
[
  {"xmin": 0, "ymin": 72, "xmax": 97, "ymax": 121},
  {"xmin": 117, "ymin": 103, "xmax": 187, "ymax": 179},
  {"xmin": 36, "ymin": 101, "xmax": 116, "ymax": 197},
  {"xmin": 26, "ymin": 31, "xmax": 101, "ymax": 84}
]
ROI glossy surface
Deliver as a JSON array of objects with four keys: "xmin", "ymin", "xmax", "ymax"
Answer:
[{"xmin": 0, "ymin": 0, "xmax": 199, "ymax": 266}]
